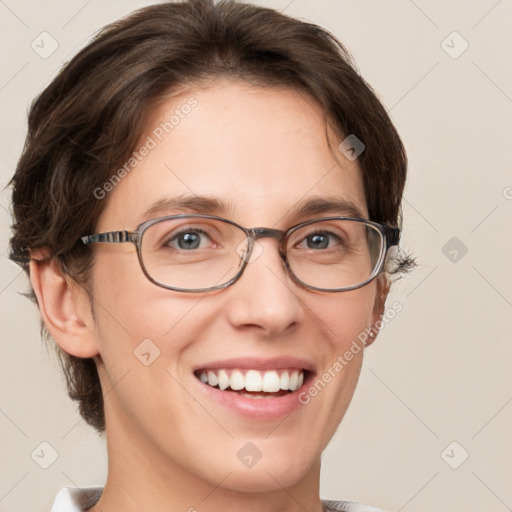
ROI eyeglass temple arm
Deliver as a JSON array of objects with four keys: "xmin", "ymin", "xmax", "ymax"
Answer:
[
  {"xmin": 385, "ymin": 227, "xmax": 400, "ymax": 247},
  {"xmin": 81, "ymin": 231, "xmax": 138, "ymax": 245}
]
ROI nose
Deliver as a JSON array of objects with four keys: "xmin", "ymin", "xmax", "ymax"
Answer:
[{"xmin": 224, "ymin": 238, "xmax": 305, "ymax": 337}]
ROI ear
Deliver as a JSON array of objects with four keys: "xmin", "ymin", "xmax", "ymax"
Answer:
[
  {"xmin": 29, "ymin": 248, "xmax": 99, "ymax": 358},
  {"xmin": 367, "ymin": 276, "xmax": 390, "ymax": 347}
]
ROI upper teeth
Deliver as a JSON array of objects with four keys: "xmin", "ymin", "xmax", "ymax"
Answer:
[{"xmin": 197, "ymin": 369, "xmax": 305, "ymax": 392}]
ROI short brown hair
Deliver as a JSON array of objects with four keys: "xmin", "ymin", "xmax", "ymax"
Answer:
[{"xmin": 9, "ymin": 0, "xmax": 414, "ymax": 433}]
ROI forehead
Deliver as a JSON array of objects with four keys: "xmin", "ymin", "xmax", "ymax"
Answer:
[{"xmin": 97, "ymin": 79, "xmax": 367, "ymax": 230}]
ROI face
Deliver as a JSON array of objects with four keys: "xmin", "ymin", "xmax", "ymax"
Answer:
[{"xmin": 86, "ymin": 79, "xmax": 384, "ymax": 493}]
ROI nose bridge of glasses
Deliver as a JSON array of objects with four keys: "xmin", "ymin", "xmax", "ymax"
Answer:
[
  {"xmin": 249, "ymin": 227, "xmax": 286, "ymax": 242},
  {"xmin": 248, "ymin": 227, "xmax": 287, "ymax": 253},
  {"xmin": 241, "ymin": 227, "xmax": 287, "ymax": 263}
]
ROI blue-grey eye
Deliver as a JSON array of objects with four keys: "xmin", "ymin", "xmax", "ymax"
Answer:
[
  {"xmin": 168, "ymin": 229, "xmax": 211, "ymax": 250},
  {"xmin": 306, "ymin": 233, "xmax": 329, "ymax": 249},
  {"xmin": 300, "ymin": 231, "xmax": 342, "ymax": 250}
]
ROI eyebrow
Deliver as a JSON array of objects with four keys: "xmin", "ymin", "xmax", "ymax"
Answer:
[
  {"xmin": 285, "ymin": 196, "xmax": 366, "ymax": 221},
  {"xmin": 138, "ymin": 194, "xmax": 367, "ymax": 225},
  {"xmin": 139, "ymin": 195, "xmax": 236, "ymax": 223}
]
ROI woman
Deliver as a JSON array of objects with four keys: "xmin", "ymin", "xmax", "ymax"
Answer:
[{"xmin": 9, "ymin": 0, "xmax": 414, "ymax": 510}]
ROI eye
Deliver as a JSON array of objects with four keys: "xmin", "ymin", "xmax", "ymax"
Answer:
[
  {"xmin": 165, "ymin": 228, "xmax": 214, "ymax": 250},
  {"xmin": 297, "ymin": 230, "xmax": 344, "ymax": 250}
]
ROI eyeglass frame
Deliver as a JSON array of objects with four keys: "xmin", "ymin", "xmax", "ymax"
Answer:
[{"xmin": 81, "ymin": 214, "xmax": 400, "ymax": 293}]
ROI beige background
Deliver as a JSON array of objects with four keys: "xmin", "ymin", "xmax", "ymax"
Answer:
[{"xmin": 1, "ymin": 1, "xmax": 511, "ymax": 511}]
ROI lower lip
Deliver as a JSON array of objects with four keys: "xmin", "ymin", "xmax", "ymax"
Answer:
[{"xmin": 193, "ymin": 372, "xmax": 314, "ymax": 420}]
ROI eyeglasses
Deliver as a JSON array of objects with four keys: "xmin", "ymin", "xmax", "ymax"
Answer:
[{"xmin": 81, "ymin": 214, "xmax": 399, "ymax": 293}]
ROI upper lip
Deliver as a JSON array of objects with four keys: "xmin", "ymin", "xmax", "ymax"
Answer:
[{"xmin": 193, "ymin": 356, "xmax": 316, "ymax": 373}]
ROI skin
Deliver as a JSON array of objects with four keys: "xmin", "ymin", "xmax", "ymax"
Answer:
[{"xmin": 30, "ymin": 79, "xmax": 389, "ymax": 512}]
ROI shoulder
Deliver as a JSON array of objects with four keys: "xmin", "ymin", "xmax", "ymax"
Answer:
[
  {"xmin": 51, "ymin": 486, "xmax": 103, "ymax": 512},
  {"xmin": 322, "ymin": 499, "xmax": 387, "ymax": 512}
]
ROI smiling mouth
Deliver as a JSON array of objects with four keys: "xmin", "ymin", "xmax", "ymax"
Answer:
[{"xmin": 193, "ymin": 368, "xmax": 308, "ymax": 399}]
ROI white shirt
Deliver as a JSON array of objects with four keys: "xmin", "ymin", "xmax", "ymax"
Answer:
[{"xmin": 51, "ymin": 486, "xmax": 386, "ymax": 512}]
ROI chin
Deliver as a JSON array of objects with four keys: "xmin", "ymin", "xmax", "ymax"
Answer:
[
  {"xmin": 206, "ymin": 449, "xmax": 317, "ymax": 493},
  {"xmin": 222, "ymin": 467, "xmax": 309, "ymax": 493}
]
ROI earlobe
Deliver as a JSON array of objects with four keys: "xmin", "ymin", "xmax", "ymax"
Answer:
[{"xmin": 29, "ymin": 248, "xmax": 99, "ymax": 358}]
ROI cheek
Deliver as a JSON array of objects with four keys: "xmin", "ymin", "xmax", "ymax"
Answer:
[
  {"xmin": 308, "ymin": 286, "xmax": 375, "ymax": 408},
  {"xmin": 312, "ymin": 283, "xmax": 376, "ymax": 351},
  {"xmin": 89, "ymin": 251, "xmax": 201, "ymax": 378},
  {"xmin": 91, "ymin": 247, "xmax": 196, "ymax": 336},
  {"xmin": 293, "ymin": 285, "xmax": 376, "ymax": 433}
]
